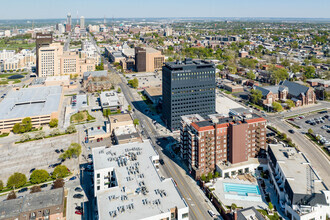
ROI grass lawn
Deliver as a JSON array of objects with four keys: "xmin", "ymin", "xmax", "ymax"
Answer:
[
  {"xmin": 71, "ymin": 110, "xmax": 95, "ymax": 123},
  {"xmin": 0, "ymin": 133, "xmax": 9, "ymax": 138}
]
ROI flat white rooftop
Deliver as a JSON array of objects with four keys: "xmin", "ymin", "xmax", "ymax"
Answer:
[
  {"xmin": 0, "ymin": 86, "xmax": 62, "ymax": 120},
  {"xmin": 100, "ymin": 91, "xmax": 121, "ymax": 109},
  {"xmin": 93, "ymin": 141, "xmax": 188, "ymax": 220},
  {"xmin": 269, "ymin": 144, "xmax": 327, "ymax": 195}
]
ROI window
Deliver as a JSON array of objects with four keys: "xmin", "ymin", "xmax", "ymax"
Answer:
[
  {"xmin": 97, "ymin": 186, "xmax": 100, "ymax": 190},
  {"xmin": 97, "ymin": 173, "xmax": 100, "ymax": 178},
  {"xmin": 182, "ymin": 213, "xmax": 189, "ymax": 219}
]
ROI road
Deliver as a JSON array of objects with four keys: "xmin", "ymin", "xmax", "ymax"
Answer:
[
  {"xmin": 264, "ymin": 103, "xmax": 330, "ymax": 188},
  {"xmin": 107, "ymin": 62, "xmax": 218, "ymax": 220}
]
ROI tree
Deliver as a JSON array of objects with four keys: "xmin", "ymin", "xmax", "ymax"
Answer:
[
  {"xmin": 0, "ymin": 180, "xmax": 3, "ymax": 191},
  {"xmin": 7, "ymin": 173, "xmax": 27, "ymax": 189},
  {"xmin": 22, "ymin": 117, "xmax": 32, "ymax": 132},
  {"xmin": 231, "ymin": 203, "xmax": 237, "ymax": 211},
  {"xmin": 285, "ymin": 99, "xmax": 295, "ymax": 109},
  {"xmin": 200, "ymin": 174, "xmax": 206, "ymax": 182},
  {"xmin": 7, "ymin": 191, "xmax": 17, "ymax": 200},
  {"xmin": 270, "ymin": 67, "xmax": 289, "ymax": 84},
  {"xmin": 34, "ymin": 131, "xmax": 45, "ymax": 140},
  {"xmin": 30, "ymin": 185, "xmax": 41, "ymax": 193},
  {"xmin": 20, "ymin": 134, "xmax": 30, "ymax": 142},
  {"xmin": 50, "ymin": 128, "xmax": 61, "ymax": 136},
  {"xmin": 239, "ymin": 57, "xmax": 258, "ymax": 69},
  {"xmin": 268, "ymin": 202, "xmax": 274, "ymax": 210},
  {"xmin": 207, "ymin": 172, "xmax": 213, "ymax": 182},
  {"xmin": 66, "ymin": 125, "xmax": 76, "ymax": 134},
  {"xmin": 117, "ymin": 88, "xmax": 121, "ymax": 93},
  {"xmin": 133, "ymin": 119, "xmax": 139, "ymax": 127},
  {"xmin": 308, "ymin": 128, "xmax": 313, "ymax": 134},
  {"xmin": 246, "ymin": 70, "xmax": 255, "ymax": 80},
  {"xmin": 30, "ymin": 169, "xmax": 49, "ymax": 184},
  {"xmin": 128, "ymin": 78, "xmax": 139, "ymax": 88},
  {"xmin": 214, "ymin": 172, "xmax": 220, "ymax": 178},
  {"xmin": 12, "ymin": 123, "xmax": 21, "ymax": 134},
  {"xmin": 216, "ymin": 64, "xmax": 224, "ymax": 71},
  {"xmin": 250, "ymin": 89, "xmax": 262, "ymax": 104},
  {"xmin": 272, "ymin": 102, "xmax": 283, "ymax": 112},
  {"xmin": 52, "ymin": 165, "xmax": 69, "ymax": 179},
  {"xmin": 52, "ymin": 178, "xmax": 65, "ymax": 189},
  {"xmin": 49, "ymin": 118, "xmax": 58, "ymax": 128},
  {"xmin": 128, "ymin": 105, "xmax": 132, "ymax": 112},
  {"xmin": 304, "ymin": 66, "xmax": 316, "ymax": 79}
]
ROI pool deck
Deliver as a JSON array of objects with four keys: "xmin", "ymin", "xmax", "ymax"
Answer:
[{"xmin": 212, "ymin": 178, "xmax": 268, "ymax": 209}]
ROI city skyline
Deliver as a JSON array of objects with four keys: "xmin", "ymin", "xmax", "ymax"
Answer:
[{"xmin": 0, "ymin": 0, "xmax": 330, "ymax": 19}]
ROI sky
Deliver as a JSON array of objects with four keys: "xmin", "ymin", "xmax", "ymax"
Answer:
[{"xmin": 0, "ymin": 0, "xmax": 330, "ymax": 20}]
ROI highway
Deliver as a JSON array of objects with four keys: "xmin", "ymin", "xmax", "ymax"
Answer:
[{"xmin": 106, "ymin": 61, "xmax": 218, "ymax": 220}]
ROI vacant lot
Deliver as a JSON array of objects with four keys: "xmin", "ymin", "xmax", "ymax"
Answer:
[{"xmin": 71, "ymin": 110, "xmax": 95, "ymax": 123}]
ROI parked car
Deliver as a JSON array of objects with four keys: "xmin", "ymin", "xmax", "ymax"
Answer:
[
  {"xmin": 40, "ymin": 184, "xmax": 48, "ymax": 188},
  {"xmin": 159, "ymin": 159, "xmax": 164, "ymax": 165},
  {"xmin": 18, "ymin": 188, "xmax": 28, "ymax": 193},
  {"xmin": 29, "ymin": 168, "xmax": 36, "ymax": 173},
  {"xmin": 289, "ymin": 129, "xmax": 295, "ymax": 134},
  {"xmin": 55, "ymin": 149, "xmax": 60, "ymax": 154},
  {"xmin": 73, "ymin": 194, "xmax": 84, "ymax": 199},
  {"xmin": 207, "ymin": 210, "xmax": 215, "ymax": 218},
  {"xmin": 75, "ymin": 210, "xmax": 83, "ymax": 215},
  {"xmin": 75, "ymin": 187, "xmax": 83, "ymax": 192},
  {"xmin": 69, "ymin": 176, "xmax": 77, "ymax": 181},
  {"xmin": 75, "ymin": 206, "xmax": 83, "ymax": 211}
]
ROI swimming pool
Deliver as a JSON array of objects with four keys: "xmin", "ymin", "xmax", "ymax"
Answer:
[{"xmin": 223, "ymin": 182, "xmax": 260, "ymax": 196}]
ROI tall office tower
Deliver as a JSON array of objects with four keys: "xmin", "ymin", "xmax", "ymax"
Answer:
[
  {"xmin": 67, "ymin": 13, "xmax": 72, "ymax": 25},
  {"xmin": 65, "ymin": 13, "xmax": 72, "ymax": 32},
  {"xmin": 36, "ymin": 33, "xmax": 53, "ymax": 77},
  {"xmin": 162, "ymin": 58, "xmax": 216, "ymax": 131},
  {"xmin": 80, "ymin": 16, "xmax": 85, "ymax": 29},
  {"xmin": 37, "ymin": 43, "xmax": 63, "ymax": 77},
  {"xmin": 180, "ymin": 113, "xmax": 267, "ymax": 179}
]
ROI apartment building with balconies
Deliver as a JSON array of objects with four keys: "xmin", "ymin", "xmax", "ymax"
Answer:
[{"xmin": 180, "ymin": 113, "xmax": 267, "ymax": 179}]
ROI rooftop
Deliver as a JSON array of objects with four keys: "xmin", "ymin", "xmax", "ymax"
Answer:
[
  {"xmin": 237, "ymin": 207, "xmax": 266, "ymax": 220},
  {"xmin": 83, "ymin": 70, "xmax": 108, "ymax": 80},
  {"xmin": 92, "ymin": 141, "xmax": 188, "ymax": 219},
  {"xmin": 100, "ymin": 91, "xmax": 121, "ymax": 109},
  {"xmin": 0, "ymin": 188, "xmax": 64, "ymax": 219},
  {"xmin": 109, "ymin": 113, "xmax": 133, "ymax": 124},
  {"xmin": 269, "ymin": 144, "xmax": 327, "ymax": 195},
  {"xmin": 164, "ymin": 58, "xmax": 215, "ymax": 70},
  {"xmin": 144, "ymin": 86, "xmax": 162, "ymax": 97},
  {"xmin": 0, "ymin": 86, "xmax": 62, "ymax": 120}
]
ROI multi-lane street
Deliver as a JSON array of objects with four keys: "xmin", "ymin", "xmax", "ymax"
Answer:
[
  {"xmin": 264, "ymin": 102, "xmax": 330, "ymax": 188},
  {"xmin": 105, "ymin": 61, "xmax": 219, "ymax": 220}
]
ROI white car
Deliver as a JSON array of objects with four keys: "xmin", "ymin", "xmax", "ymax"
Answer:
[{"xmin": 207, "ymin": 210, "xmax": 215, "ymax": 218}]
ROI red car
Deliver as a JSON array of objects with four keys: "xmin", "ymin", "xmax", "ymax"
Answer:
[{"xmin": 75, "ymin": 210, "xmax": 83, "ymax": 215}]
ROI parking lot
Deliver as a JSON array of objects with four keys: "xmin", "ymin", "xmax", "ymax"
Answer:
[
  {"xmin": 288, "ymin": 111, "xmax": 330, "ymax": 146},
  {"xmin": 0, "ymin": 134, "xmax": 79, "ymax": 182},
  {"xmin": 126, "ymin": 72, "xmax": 162, "ymax": 88}
]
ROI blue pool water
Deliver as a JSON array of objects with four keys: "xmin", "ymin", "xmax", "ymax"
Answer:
[{"xmin": 223, "ymin": 183, "xmax": 260, "ymax": 196}]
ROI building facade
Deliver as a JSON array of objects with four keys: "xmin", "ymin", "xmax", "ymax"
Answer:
[
  {"xmin": 268, "ymin": 144, "xmax": 330, "ymax": 220},
  {"xmin": 135, "ymin": 47, "xmax": 164, "ymax": 72},
  {"xmin": 180, "ymin": 113, "xmax": 267, "ymax": 179},
  {"xmin": 162, "ymin": 59, "xmax": 216, "ymax": 131}
]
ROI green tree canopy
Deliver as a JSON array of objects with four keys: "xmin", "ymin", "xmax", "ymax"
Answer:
[
  {"xmin": 0, "ymin": 180, "xmax": 3, "ymax": 191},
  {"xmin": 133, "ymin": 119, "xmax": 140, "ymax": 127},
  {"xmin": 272, "ymin": 102, "xmax": 283, "ymax": 112},
  {"xmin": 66, "ymin": 125, "xmax": 76, "ymax": 134},
  {"xmin": 52, "ymin": 165, "xmax": 69, "ymax": 179},
  {"xmin": 270, "ymin": 67, "xmax": 289, "ymax": 84},
  {"xmin": 7, "ymin": 172, "xmax": 27, "ymax": 189},
  {"xmin": 250, "ymin": 89, "xmax": 263, "ymax": 104},
  {"xmin": 246, "ymin": 70, "xmax": 256, "ymax": 80},
  {"xmin": 49, "ymin": 118, "xmax": 58, "ymax": 128},
  {"xmin": 128, "ymin": 78, "xmax": 139, "ymax": 88},
  {"xmin": 285, "ymin": 100, "xmax": 295, "ymax": 109},
  {"xmin": 30, "ymin": 169, "xmax": 49, "ymax": 184},
  {"xmin": 308, "ymin": 128, "xmax": 313, "ymax": 134},
  {"xmin": 60, "ymin": 143, "xmax": 82, "ymax": 160},
  {"xmin": 239, "ymin": 57, "xmax": 258, "ymax": 69}
]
